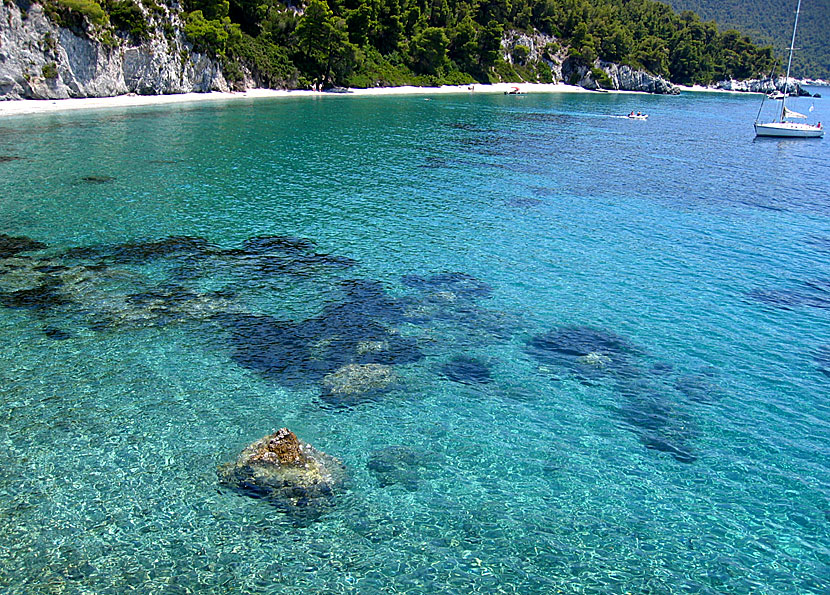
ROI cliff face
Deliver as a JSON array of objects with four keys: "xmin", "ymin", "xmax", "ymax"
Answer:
[
  {"xmin": 0, "ymin": 2, "xmax": 228, "ymax": 99},
  {"xmin": 500, "ymin": 29, "xmax": 680, "ymax": 94}
]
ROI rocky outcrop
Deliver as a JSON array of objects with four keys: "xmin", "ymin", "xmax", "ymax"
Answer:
[
  {"xmin": 500, "ymin": 29, "xmax": 679, "ymax": 94},
  {"xmin": 0, "ymin": 2, "xmax": 228, "ymax": 99},
  {"xmin": 501, "ymin": 29, "xmax": 563, "ymax": 83},
  {"xmin": 562, "ymin": 58, "xmax": 679, "ymax": 94},
  {"xmin": 596, "ymin": 61, "xmax": 679, "ymax": 94},
  {"xmin": 715, "ymin": 76, "xmax": 814, "ymax": 96},
  {"xmin": 218, "ymin": 428, "xmax": 347, "ymax": 514}
]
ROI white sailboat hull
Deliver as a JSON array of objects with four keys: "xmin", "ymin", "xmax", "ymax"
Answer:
[{"xmin": 754, "ymin": 122, "xmax": 824, "ymax": 138}]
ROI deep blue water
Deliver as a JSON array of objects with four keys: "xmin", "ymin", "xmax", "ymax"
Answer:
[{"xmin": 0, "ymin": 88, "xmax": 828, "ymax": 594}]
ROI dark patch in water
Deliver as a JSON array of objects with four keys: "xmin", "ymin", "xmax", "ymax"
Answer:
[
  {"xmin": 80, "ymin": 175, "xmax": 115, "ymax": 184},
  {"xmin": 814, "ymin": 346, "xmax": 830, "ymax": 377},
  {"xmin": 526, "ymin": 325, "xmax": 640, "ymax": 380},
  {"xmin": 401, "ymin": 272, "xmax": 493, "ymax": 299},
  {"xmin": 0, "ymin": 234, "xmax": 48, "ymax": 258},
  {"xmin": 445, "ymin": 123, "xmax": 481, "ymax": 131},
  {"xmin": 219, "ymin": 314, "xmax": 321, "ymax": 385},
  {"xmin": 0, "ymin": 155, "xmax": 23, "ymax": 163},
  {"xmin": 292, "ymin": 253, "xmax": 358, "ymax": 269},
  {"xmin": 617, "ymin": 380, "xmax": 697, "ymax": 464},
  {"xmin": 650, "ymin": 362, "xmax": 675, "ymax": 376},
  {"xmin": 674, "ymin": 373, "xmax": 721, "ymax": 404},
  {"xmin": 242, "ymin": 235, "xmax": 316, "ymax": 254},
  {"xmin": 43, "ymin": 326, "xmax": 74, "ymax": 340},
  {"xmin": 63, "ymin": 236, "xmax": 212, "ymax": 264},
  {"xmin": 639, "ymin": 434, "xmax": 697, "ymax": 463},
  {"xmin": 440, "ymin": 355, "xmax": 493, "ymax": 385},
  {"xmin": 217, "ymin": 305, "xmax": 423, "ymax": 387},
  {"xmin": 507, "ymin": 197, "xmax": 544, "ymax": 208},
  {"xmin": 367, "ymin": 445, "xmax": 442, "ymax": 491},
  {"xmin": 0, "ymin": 283, "xmax": 69, "ymax": 310},
  {"xmin": 748, "ymin": 280, "xmax": 830, "ymax": 310},
  {"xmin": 420, "ymin": 156, "xmax": 448, "ymax": 169}
]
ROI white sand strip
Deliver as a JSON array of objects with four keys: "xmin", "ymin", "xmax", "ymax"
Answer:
[{"xmin": 0, "ymin": 82, "xmax": 621, "ymax": 117}]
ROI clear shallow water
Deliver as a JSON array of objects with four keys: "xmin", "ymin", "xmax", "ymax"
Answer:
[{"xmin": 0, "ymin": 89, "xmax": 828, "ymax": 593}]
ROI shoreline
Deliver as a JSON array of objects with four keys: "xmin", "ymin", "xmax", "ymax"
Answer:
[
  {"xmin": 0, "ymin": 83, "xmax": 645, "ymax": 117},
  {"xmin": 0, "ymin": 80, "xmax": 785, "ymax": 117}
]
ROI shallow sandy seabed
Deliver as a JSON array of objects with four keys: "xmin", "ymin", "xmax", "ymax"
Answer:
[{"xmin": 0, "ymin": 83, "xmax": 658, "ymax": 117}]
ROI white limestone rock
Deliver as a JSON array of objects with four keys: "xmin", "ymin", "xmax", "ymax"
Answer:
[{"xmin": 0, "ymin": 2, "xmax": 228, "ymax": 100}]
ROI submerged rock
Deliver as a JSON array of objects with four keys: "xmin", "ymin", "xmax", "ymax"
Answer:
[
  {"xmin": 367, "ymin": 445, "xmax": 442, "ymax": 491},
  {"xmin": 321, "ymin": 363, "xmax": 396, "ymax": 397},
  {"xmin": 815, "ymin": 346, "xmax": 830, "ymax": 378},
  {"xmin": 401, "ymin": 272, "xmax": 493, "ymax": 299},
  {"xmin": 0, "ymin": 235, "xmax": 47, "ymax": 258},
  {"xmin": 617, "ymin": 380, "xmax": 698, "ymax": 464},
  {"xmin": 62, "ymin": 236, "xmax": 213, "ymax": 264},
  {"xmin": 401, "ymin": 272, "xmax": 489, "ymax": 297},
  {"xmin": 526, "ymin": 325, "xmax": 639, "ymax": 380},
  {"xmin": 218, "ymin": 428, "xmax": 346, "ymax": 514},
  {"xmin": 0, "ymin": 282, "xmax": 70, "ymax": 310},
  {"xmin": 79, "ymin": 175, "xmax": 115, "ymax": 184},
  {"xmin": 440, "ymin": 355, "xmax": 494, "ymax": 385},
  {"xmin": 221, "ymin": 309, "xmax": 422, "ymax": 388},
  {"xmin": 674, "ymin": 373, "xmax": 722, "ymax": 404},
  {"xmin": 242, "ymin": 235, "xmax": 317, "ymax": 254}
]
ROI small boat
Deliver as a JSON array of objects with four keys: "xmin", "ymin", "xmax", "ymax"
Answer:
[
  {"xmin": 754, "ymin": 0, "xmax": 823, "ymax": 138},
  {"xmin": 767, "ymin": 90, "xmax": 786, "ymax": 100},
  {"xmin": 627, "ymin": 113, "xmax": 648, "ymax": 120},
  {"xmin": 504, "ymin": 86, "xmax": 526, "ymax": 95}
]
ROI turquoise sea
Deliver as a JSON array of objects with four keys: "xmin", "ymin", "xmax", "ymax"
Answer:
[{"xmin": 0, "ymin": 88, "xmax": 828, "ymax": 593}]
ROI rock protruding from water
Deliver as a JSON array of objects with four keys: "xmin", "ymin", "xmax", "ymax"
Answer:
[{"xmin": 218, "ymin": 429, "xmax": 346, "ymax": 514}]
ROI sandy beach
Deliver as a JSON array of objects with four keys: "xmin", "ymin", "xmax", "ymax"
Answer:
[{"xmin": 0, "ymin": 83, "xmax": 613, "ymax": 117}]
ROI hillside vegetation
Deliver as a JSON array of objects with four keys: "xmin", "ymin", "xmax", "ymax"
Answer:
[
  {"xmin": 665, "ymin": 0, "xmax": 829, "ymax": 79},
  {"xmin": 34, "ymin": 0, "xmax": 778, "ymax": 88}
]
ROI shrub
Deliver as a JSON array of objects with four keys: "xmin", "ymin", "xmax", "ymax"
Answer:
[
  {"xmin": 512, "ymin": 44, "xmax": 530, "ymax": 65},
  {"xmin": 230, "ymin": 33, "xmax": 297, "ymax": 88},
  {"xmin": 537, "ymin": 61, "xmax": 554, "ymax": 83},
  {"xmin": 106, "ymin": 0, "xmax": 149, "ymax": 40},
  {"xmin": 591, "ymin": 66, "xmax": 613, "ymax": 88},
  {"xmin": 54, "ymin": 0, "xmax": 107, "ymax": 26},
  {"xmin": 42, "ymin": 62, "xmax": 59, "ymax": 78},
  {"xmin": 184, "ymin": 10, "xmax": 240, "ymax": 56}
]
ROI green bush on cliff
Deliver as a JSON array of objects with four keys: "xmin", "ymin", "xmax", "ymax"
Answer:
[
  {"xmin": 54, "ymin": 0, "xmax": 107, "ymax": 26},
  {"xmin": 184, "ymin": 10, "xmax": 241, "ymax": 56},
  {"xmin": 105, "ymin": 0, "xmax": 149, "ymax": 40}
]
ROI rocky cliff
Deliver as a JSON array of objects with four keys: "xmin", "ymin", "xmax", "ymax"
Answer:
[
  {"xmin": 500, "ymin": 29, "xmax": 680, "ymax": 94},
  {"xmin": 715, "ymin": 76, "xmax": 815, "ymax": 96},
  {"xmin": 0, "ymin": 1, "xmax": 227, "ymax": 99}
]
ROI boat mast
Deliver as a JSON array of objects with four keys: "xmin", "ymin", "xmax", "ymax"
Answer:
[{"xmin": 780, "ymin": 0, "xmax": 802, "ymax": 121}]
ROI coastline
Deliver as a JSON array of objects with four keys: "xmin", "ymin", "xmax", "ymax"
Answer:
[
  {"xmin": 3, "ymin": 79, "xmax": 808, "ymax": 117},
  {"xmin": 0, "ymin": 83, "xmax": 637, "ymax": 117}
]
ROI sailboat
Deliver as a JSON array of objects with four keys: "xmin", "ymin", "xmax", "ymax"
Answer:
[{"xmin": 754, "ymin": 0, "xmax": 823, "ymax": 138}]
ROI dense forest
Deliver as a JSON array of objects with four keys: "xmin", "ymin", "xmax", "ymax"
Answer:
[
  {"xmin": 666, "ymin": 0, "xmax": 829, "ymax": 79},
  {"xmin": 41, "ymin": 0, "xmax": 778, "ymax": 88}
]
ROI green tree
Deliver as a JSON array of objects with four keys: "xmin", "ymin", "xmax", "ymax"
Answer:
[
  {"xmin": 411, "ymin": 26, "xmax": 449, "ymax": 73},
  {"xmin": 295, "ymin": 0, "xmax": 359, "ymax": 86}
]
